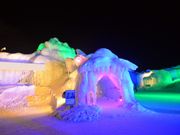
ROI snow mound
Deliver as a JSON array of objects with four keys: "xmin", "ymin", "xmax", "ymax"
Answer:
[{"xmin": 55, "ymin": 105, "xmax": 101, "ymax": 122}]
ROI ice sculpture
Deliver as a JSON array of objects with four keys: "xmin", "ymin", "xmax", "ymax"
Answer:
[
  {"xmin": 37, "ymin": 37, "xmax": 76, "ymax": 60},
  {"xmin": 76, "ymin": 48, "xmax": 138, "ymax": 107},
  {"xmin": 56, "ymin": 48, "xmax": 140, "ymax": 122},
  {"xmin": 138, "ymin": 65, "xmax": 180, "ymax": 90},
  {"xmin": 0, "ymin": 38, "xmax": 77, "ymax": 110},
  {"xmin": 0, "ymin": 38, "xmax": 141, "ymax": 120}
]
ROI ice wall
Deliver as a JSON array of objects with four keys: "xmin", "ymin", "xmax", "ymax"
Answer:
[
  {"xmin": 0, "ymin": 85, "xmax": 35, "ymax": 109},
  {"xmin": 138, "ymin": 65, "xmax": 180, "ymax": 90}
]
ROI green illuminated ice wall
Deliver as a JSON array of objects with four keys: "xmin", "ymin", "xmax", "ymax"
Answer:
[{"xmin": 138, "ymin": 65, "xmax": 180, "ymax": 91}]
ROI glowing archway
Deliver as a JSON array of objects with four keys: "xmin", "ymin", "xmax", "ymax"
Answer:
[{"xmin": 76, "ymin": 48, "xmax": 138, "ymax": 107}]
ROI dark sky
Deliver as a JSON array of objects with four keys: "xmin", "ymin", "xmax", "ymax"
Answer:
[{"xmin": 0, "ymin": 2, "xmax": 179, "ymax": 71}]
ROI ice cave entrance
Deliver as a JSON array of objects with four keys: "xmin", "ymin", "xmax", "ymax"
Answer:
[
  {"xmin": 95, "ymin": 75, "xmax": 123, "ymax": 109},
  {"xmin": 77, "ymin": 48, "xmax": 138, "ymax": 108}
]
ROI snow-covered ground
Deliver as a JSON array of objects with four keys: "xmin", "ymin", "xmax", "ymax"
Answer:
[
  {"xmin": 0, "ymin": 107, "xmax": 180, "ymax": 135},
  {"xmin": 0, "ymin": 85, "xmax": 180, "ymax": 135}
]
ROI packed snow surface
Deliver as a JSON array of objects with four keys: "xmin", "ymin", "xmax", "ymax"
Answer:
[{"xmin": 0, "ymin": 109, "xmax": 180, "ymax": 135}]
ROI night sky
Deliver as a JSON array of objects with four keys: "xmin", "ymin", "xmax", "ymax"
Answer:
[{"xmin": 0, "ymin": 3, "xmax": 179, "ymax": 71}]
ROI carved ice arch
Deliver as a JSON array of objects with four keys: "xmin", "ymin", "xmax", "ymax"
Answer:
[{"xmin": 76, "ymin": 48, "xmax": 138, "ymax": 106}]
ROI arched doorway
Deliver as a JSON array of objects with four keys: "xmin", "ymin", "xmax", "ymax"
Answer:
[
  {"xmin": 96, "ymin": 75, "xmax": 123, "ymax": 109},
  {"xmin": 77, "ymin": 48, "xmax": 138, "ymax": 107}
]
